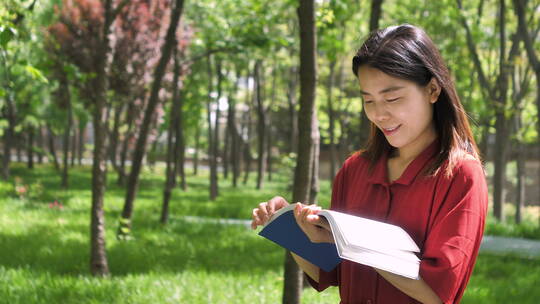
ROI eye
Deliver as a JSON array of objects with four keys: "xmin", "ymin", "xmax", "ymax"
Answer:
[
  {"xmin": 363, "ymin": 100, "xmax": 373, "ymax": 105},
  {"xmin": 386, "ymin": 97, "xmax": 400, "ymax": 103}
]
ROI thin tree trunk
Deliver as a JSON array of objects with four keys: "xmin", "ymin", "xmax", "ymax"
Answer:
[
  {"xmin": 27, "ymin": 127, "xmax": 34, "ymax": 169},
  {"xmin": 0, "ymin": 49, "xmax": 16, "ymax": 179},
  {"xmin": 267, "ymin": 65, "xmax": 277, "ymax": 182},
  {"xmin": 47, "ymin": 125, "xmax": 61, "ymax": 171},
  {"xmin": 37, "ymin": 125, "xmax": 44, "ymax": 164},
  {"xmin": 223, "ymin": 120, "xmax": 230, "ymax": 179},
  {"xmin": 511, "ymin": 0, "xmax": 540, "ymax": 226},
  {"xmin": 243, "ymin": 68, "xmax": 253, "ymax": 184},
  {"xmin": 61, "ymin": 70, "xmax": 73, "ymax": 188},
  {"xmin": 228, "ymin": 70, "xmax": 241, "ymax": 187},
  {"xmin": 71, "ymin": 119, "xmax": 77, "ymax": 166},
  {"xmin": 78, "ymin": 123, "xmax": 86, "ymax": 165},
  {"xmin": 283, "ymin": 1, "xmax": 317, "ymax": 302},
  {"xmin": 89, "ymin": 0, "xmax": 128, "ymax": 277},
  {"xmin": 369, "ymin": 0, "xmax": 384, "ymax": 31},
  {"xmin": 118, "ymin": 103, "xmax": 135, "ymax": 186},
  {"xmin": 326, "ymin": 60, "xmax": 337, "ymax": 180},
  {"xmin": 206, "ymin": 54, "xmax": 218, "ymax": 200},
  {"xmin": 514, "ymin": 128, "xmax": 525, "ymax": 224},
  {"xmin": 109, "ymin": 103, "xmax": 124, "ymax": 172},
  {"xmin": 493, "ymin": 114, "xmax": 509, "ymax": 221},
  {"xmin": 255, "ymin": 60, "xmax": 267, "ymax": 189},
  {"xmin": 309, "ymin": 115, "xmax": 320, "ymax": 204},
  {"xmin": 287, "ymin": 66, "xmax": 299, "ymax": 155},
  {"xmin": 162, "ymin": 46, "xmax": 182, "ymax": 224},
  {"xmin": 118, "ymin": 0, "xmax": 185, "ymax": 238},
  {"xmin": 212, "ymin": 58, "xmax": 222, "ymax": 195},
  {"xmin": 193, "ymin": 124, "xmax": 200, "ymax": 175},
  {"xmin": 175, "ymin": 89, "xmax": 187, "ymax": 190},
  {"xmin": 16, "ymin": 136, "xmax": 22, "ymax": 163}
]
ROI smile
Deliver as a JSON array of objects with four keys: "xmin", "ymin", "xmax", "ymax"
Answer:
[{"xmin": 381, "ymin": 125, "xmax": 401, "ymax": 136}]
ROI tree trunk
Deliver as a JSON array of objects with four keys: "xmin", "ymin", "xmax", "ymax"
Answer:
[
  {"xmin": 78, "ymin": 123, "xmax": 86, "ymax": 165},
  {"xmin": 369, "ymin": 0, "xmax": 384, "ymax": 31},
  {"xmin": 287, "ymin": 66, "xmax": 299, "ymax": 155},
  {"xmin": 514, "ymin": 131, "xmax": 525, "ymax": 224},
  {"xmin": 71, "ymin": 119, "xmax": 77, "ymax": 166},
  {"xmin": 16, "ymin": 135, "xmax": 22, "ymax": 163},
  {"xmin": 118, "ymin": 103, "xmax": 135, "ymax": 186},
  {"xmin": 512, "ymin": 0, "xmax": 540, "ymax": 226},
  {"xmin": 47, "ymin": 125, "xmax": 61, "ymax": 171},
  {"xmin": 27, "ymin": 127, "xmax": 34, "ymax": 169},
  {"xmin": 206, "ymin": 54, "xmax": 219, "ymax": 200},
  {"xmin": 118, "ymin": 0, "xmax": 185, "ymax": 238},
  {"xmin": 243, "ymin": 69, "xmax": 253, "ymax": 185},
  {"xmin": 255, "ymin": 60, "xmax": 267, "ymax": 189},
  {"xmin": 283, "ymin": 1, "xmax": 317, "ymax": 303},
  {"xmin": 37, "ymin": 125, "xmax": 44, "ymax": 164},
  {"xmin": 162, "ymin": 47, "xmax": 182, "ymax": 224},
  {"xmin": 492, "ymin": 112, "xmax": 509, "ymax": 222},
  {"xmin": 88, "ymin": 0, "xmax": 127, "ymax": 277},
  {"xmin": 223, "ymin": 119, "xmax": 230, "ymax": 180},
  {"xmin": 174, "ymin": 89, "xmax": 187, "ymax": 191},
  {"xmin": 212, "ymin": 58, "xmax": 223, "ymax": 194},
  {"xmin": 267, "ymin": 65, "xmax": 277, "ymax": 182},
  {"xmin": 61, "ymin": 71, "xmax": 73, "ymax": 189},
  {"xmin": 227, "ymin": 70, "xmax": 241, "ymax": 187},
  {"xmin": 0, "ymin": 49, "xmax": 16, "ymax": 179},
  {"xmin": 326, "ymin": 60, "xmax": 337, "ymax": 180},
  {"xmin": 309, "ymin": 115, "xmax": 320, "ymax": 204},
  {"xmin": 109, "ymin": 103, "xmax": 124, "ymax": 172},
  {"xmin": 193, "ymin": 124, "xmax": 200, "ymax": 175}
]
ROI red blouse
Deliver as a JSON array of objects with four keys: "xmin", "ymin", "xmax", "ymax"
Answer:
[{"xmin": 307, "ymin": 141, "xmax": 488, "ymax": 304}]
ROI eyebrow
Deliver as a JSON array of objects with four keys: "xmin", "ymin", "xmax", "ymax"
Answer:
[{"xmin": 360, "ymin": 86, "xmax": 405, "ymax": 96}]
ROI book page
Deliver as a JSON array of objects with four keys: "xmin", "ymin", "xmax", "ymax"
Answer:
[{"xmin": 321, "ymin": 210, "xmax": 420, "ymax": 253}]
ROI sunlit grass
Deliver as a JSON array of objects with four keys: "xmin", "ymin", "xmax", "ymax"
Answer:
[{"xmin": 0, "ymin": 163, "xmax": 538, "ymax": 303}]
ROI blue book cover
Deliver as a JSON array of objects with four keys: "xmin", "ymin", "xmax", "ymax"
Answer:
[{"xmin": 258, "ymin": 208, "xmax": 341, "ymax": 272}]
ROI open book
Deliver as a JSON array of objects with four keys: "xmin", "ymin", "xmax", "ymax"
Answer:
[{"xmin": 258, "ymin": 204, "xmax": 421, "ymax": 279}]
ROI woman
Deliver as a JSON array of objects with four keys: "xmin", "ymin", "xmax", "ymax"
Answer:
[{"xmin": 251, "ymin": 24, "xmax": 487, "ymax": 304}]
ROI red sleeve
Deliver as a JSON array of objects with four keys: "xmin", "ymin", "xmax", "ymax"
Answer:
[
  {"xmin": 420, "ymin": 160, "xmax": 488, "ymax": 303},
  {"xmin": 305, "ymin": 155, "xmax": 355, "ymax": 291}
]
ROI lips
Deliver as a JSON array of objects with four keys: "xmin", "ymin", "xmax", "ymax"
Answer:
[{"xmin": 381, "ymin": 124, "xmax": 401, "ymax": 136}]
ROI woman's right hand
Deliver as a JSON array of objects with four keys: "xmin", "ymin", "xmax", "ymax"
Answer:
[{"xmin": 251, "ymin": 196, "xmax": 289, "ymax": 229}]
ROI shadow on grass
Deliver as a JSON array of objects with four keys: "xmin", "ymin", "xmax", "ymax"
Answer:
[{"xmin": 0, "ymin": 218, "xmax": 282, "ymax": 278}]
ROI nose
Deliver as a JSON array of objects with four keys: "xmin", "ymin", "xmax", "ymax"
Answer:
[{"xmin": 367, "ymin": 102, "xmax": 390, "ymax": 123}]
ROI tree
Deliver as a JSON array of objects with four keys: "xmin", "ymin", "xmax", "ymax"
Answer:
[
  {"xmin": 457, "ymin": 0, "xmax": 522, "ymax": 222},
  {"xmin": 118, "ymin": 0, "xmax": 185, "ymax": 238},
  {"xmin": 50, "ymin": 0, "xmax": 132, "ymax": 276},
  {"xmin": 282, "ymin": 1, "xmax": 318, "ymax": 303}
]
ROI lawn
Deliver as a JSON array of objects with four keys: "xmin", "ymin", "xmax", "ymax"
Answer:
[{"xmin": 0, "ymin": 163, "xmax": 538, "ymax": 303}]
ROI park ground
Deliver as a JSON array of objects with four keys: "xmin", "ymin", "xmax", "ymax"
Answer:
[{"xmin": 0, "ymin": 163, "xmax": 539, "ymax": 303}]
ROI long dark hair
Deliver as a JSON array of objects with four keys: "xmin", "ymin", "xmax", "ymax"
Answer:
[{"xmin": 352, "ymin": 24, "xmax": 479, "ymax": 177}]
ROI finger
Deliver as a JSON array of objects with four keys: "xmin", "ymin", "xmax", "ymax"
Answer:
[
  {"xmin": 258, "ymin": 202, "xmax": 269, "ymax": 222},
  {"xmin": 251, "ymin": 209, "xmax": 261, "ymax": 229},
  {"xmin": 293, "ymin": 203, "xmax": 303, "ymax": 221},
  {"xmin": 265, "ymin": 203, "xmax": 274, "ymax": 216},
  {"xmin": 271, "ymin": 196, "xmax": 289, "ymax": 209}
]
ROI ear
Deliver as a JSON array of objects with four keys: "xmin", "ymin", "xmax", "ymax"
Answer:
[{"xmin": 427, "ymin": 78, "xmax": 441, "ymax": 104}]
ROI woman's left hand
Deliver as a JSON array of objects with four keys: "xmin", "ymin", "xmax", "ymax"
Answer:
[{"xmin": 293, "ymin": 203, "xmax": 334, "ymax": 243}]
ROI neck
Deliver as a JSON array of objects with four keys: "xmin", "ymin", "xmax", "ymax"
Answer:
[{"xmin": 394, "ymin": 129, "xmax": 437, "ymax": 163}]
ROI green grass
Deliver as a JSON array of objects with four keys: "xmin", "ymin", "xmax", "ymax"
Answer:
[{"xmin": 0, "ymin": 163, "xmax": 539, "ymax": 303}]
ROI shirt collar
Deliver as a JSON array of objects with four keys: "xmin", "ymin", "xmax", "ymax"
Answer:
[{"xmin": 367, "ymin": 139, "xmax": 440, "ymax": 186}]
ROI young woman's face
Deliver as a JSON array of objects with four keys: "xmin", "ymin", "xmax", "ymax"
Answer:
[{"xmin": 358, "ymin": 65, "xmax": 440, "ymax": 156}]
